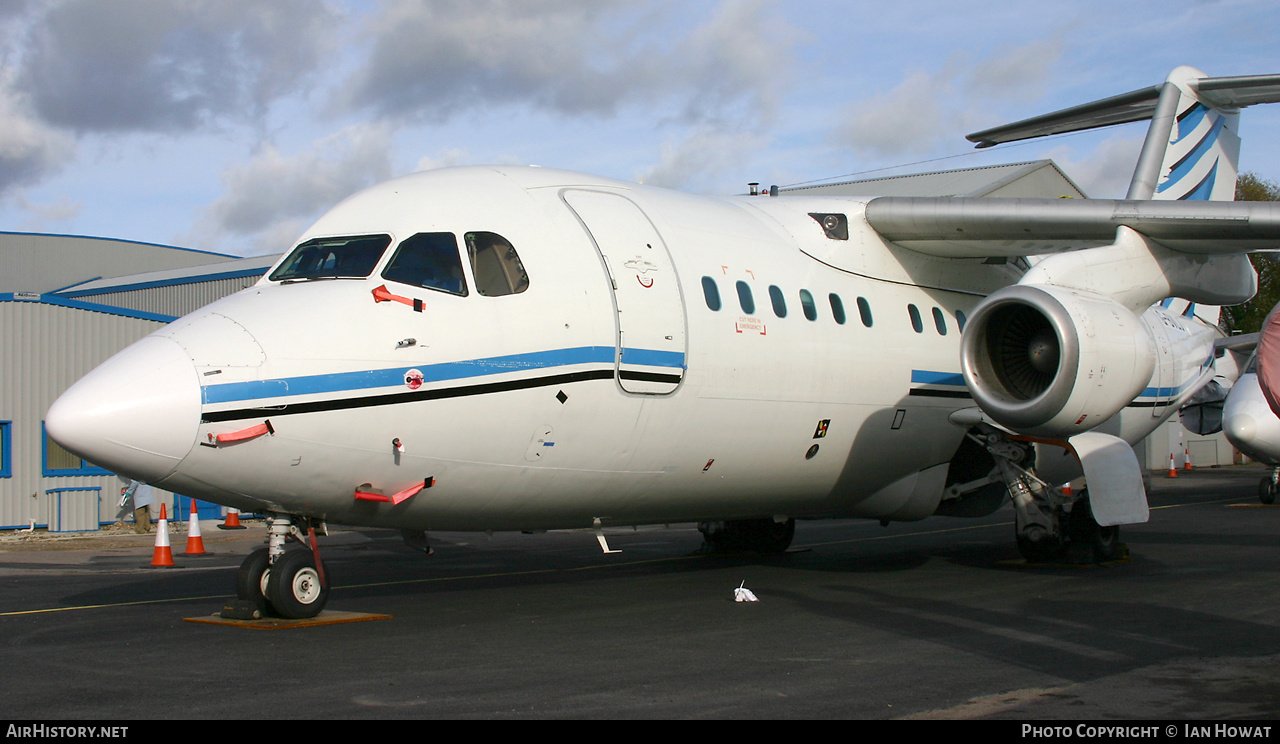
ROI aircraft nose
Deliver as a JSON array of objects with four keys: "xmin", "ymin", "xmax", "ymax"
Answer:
[
  {"xmin": 46, "ymin": 335, "xmax": 201, "ymax": 483},
  {"xmin": 1224, "ymin": 412, "xmax": 1257, "ymax": 446}
]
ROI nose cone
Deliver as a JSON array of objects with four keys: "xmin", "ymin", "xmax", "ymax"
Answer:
[
  {"xmin": 1224, "ymin": 412, "xmax": 1257, "ymax": 448},
  {"xmin": 46, "ymin": 336, "xmax": 201, "ymax": 483}
]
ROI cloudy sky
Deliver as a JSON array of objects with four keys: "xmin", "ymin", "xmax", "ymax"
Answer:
[{"xmin": 0, "ymin": 0, "xmax": 1277, "ymax": 257}]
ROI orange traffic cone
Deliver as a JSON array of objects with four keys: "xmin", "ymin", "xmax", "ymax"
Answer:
[
  {"xmin": 217, "ymin": 507, "xmax": 246, "ymax": 530},
  {"xmin": 151, "ymin": 503, "xmax": 174, "ymax": 567},
  {"xmin": 1062, "ymin": 481, "xmax": 1072, "ymax": 496},
  {"xmin": 1184, "ymin": 445, "xmax": 1193, "ymax": 471},
  {"xmin": 1168, "ymin": 453, "xmax": 1179, "ymax": 478},
  {"xmin": 184, "ymin": 498, "xmax": 205, "ymax": 555}
]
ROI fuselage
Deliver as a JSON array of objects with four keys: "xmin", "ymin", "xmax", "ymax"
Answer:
[{"xmin": 45, "ymin": 166, "xmax": 1221, "ymax": 532}]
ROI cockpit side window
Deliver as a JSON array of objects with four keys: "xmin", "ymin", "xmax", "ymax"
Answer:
[
  {"xmin": 381, "ymin": 232, "xmax": 468, "ymax": 296},
  {"xmin": 466, "ymin": 232, "xmax": 529, "ymax": 297},
  {"xmin": 270, "ymin": 234, "xmax": 391, "ymax": 282}
]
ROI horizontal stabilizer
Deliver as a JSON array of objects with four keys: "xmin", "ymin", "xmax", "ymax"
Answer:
[
  {"xmin": 967, "ymin": 72, "xmax": 1280, "ymax": 148},
  {"xmin": 864, "ymin": 196, "xmax": 1280, "ymax": 257}
]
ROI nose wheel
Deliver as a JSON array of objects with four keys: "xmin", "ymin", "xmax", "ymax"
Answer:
[
  {"xmin": 265, "ymin": 549, "xmax": 329, "ymax": 618},
  {"xmin": 236, "ymin": 514, "xmax": 330, "ymax": 619}
]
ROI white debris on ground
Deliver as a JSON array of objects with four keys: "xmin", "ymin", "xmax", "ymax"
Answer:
[{"xmin": 734, "ymin": 581, "xmax": 759, "ymax": 602}]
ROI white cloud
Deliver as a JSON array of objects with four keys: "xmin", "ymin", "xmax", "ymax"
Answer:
[
  {"xmin": 190, "ymin": 123, "xmax": 396, "ymax": 254},
  {"xmin": 639, "ymin": 125, "xmax": 768, "ymax": 191},
  {"xmin": 835, "ymin": 39, "xmax": 1064, "ymax": 158},
  {"xmin": 14, "ymin": 192, "xmax": 81, "ymax": 230},
  {"xmin": 1045, "ymin": 134, "xmax": 1144, "ymax": 199},
  {"xmin": 0, "ymin": 75, "xmax": 74, "ymax": 193},
  {"xmin": 966, "ymin": 38, "xmax": 1064, "ymax": 103},
  {"xmin": 837, "ymin": 70, "xmax": 958, "ymax": 157},
  {"xmin": 15, "ymin": 0, "xmax": 342, "ymax": 133},
  {"xmin": 413, "ymin": 148, "xmax": 471, "ymax": 174},
  {"xmin": 336, "ymin": 0, "xmax": 794, "ymax": 126}
]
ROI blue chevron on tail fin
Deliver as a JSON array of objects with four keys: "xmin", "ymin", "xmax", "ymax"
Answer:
[{"xmin": 1151, "ymin": 67, "xmax": 1241, "ymax": 202}]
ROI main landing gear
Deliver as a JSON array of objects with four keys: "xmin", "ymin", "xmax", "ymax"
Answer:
[
  {"xmin": 1260, "ymin": 467, "xmax": 1278, "ymax": 505},
  {"xmin": 978, "ymin": 430, "xmax": 1121, "ymax": 564},
  {"xmin": 698, "ymin": 518, "xmax": 796, "ymax": 554},
  {"xmin": 237, "ymin": 513, "xmax": 330, "ymax": 619}
]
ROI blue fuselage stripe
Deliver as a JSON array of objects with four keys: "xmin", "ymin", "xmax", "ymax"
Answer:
[
  {"xmin": 201, "ymin": 346, "xmax": 685, "ymax": 405},
  {"xmin": 911, "ymin": 370, "xmax": 965, "ymax": 387}
]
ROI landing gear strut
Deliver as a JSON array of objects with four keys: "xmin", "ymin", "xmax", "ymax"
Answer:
[
  {"xmin": 236, "ymin": 513, "xmax": 330, "ymax": 619},
  {"xmin": 978, "ymin": 429, "xmax": 1121, "ymax": 564}
]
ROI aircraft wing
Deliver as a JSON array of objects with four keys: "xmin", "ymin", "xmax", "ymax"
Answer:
[{"xmin": 863, "ymin": 197, "xmax": 1280, "ymax": 258}]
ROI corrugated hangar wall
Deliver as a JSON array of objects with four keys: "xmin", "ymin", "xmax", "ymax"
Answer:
[
  {"xmin": 0, "ymin": 300, "xmax": 165, "ymax": 529},
  {"xmin": 0, "ymin": 233, "xmax": 274, "ymax": 531}
]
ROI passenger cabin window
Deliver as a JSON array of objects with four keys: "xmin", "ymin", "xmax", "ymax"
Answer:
[
  {"xmin": 769, "ymin": 285, "xmax": 787, "ymax": 317},
  {"xmin": 857, "ymin": 297, "xmax": 873, "ymax": 327},
  {"xmin": 270, "ymin": 234, "xmax": 391, "ymax": 282},
  {"xmin": 702, "ymin": 276, "xmax": 721, "ymax": 311},
  {"xmin": 908, "ymin": 304, "xmax": 923, "ymax": 333},
  {"xmin": 955, "ymin": 310, "xmax": 967, "ymax": 331},
  {"xmin": 829, "ymin": 294, "xmax": 846, "ymax": 325},
  {"xmin": 466, "ymin": 232, "xmax": 529, "ymax": 296},
  {"xmin": 382, "ymin": 233, "xmax": 468, "ymax": 296},
  {"xmin": 799, "ymin": 289, "xmax": 817, "ymax": 321},
  {"xmin": 736, "ymin": 281, "xmax": 755, "ymax": 314},
  {"xmin": 932, "ymin": 307, "xmax": 947, "ymax": 335}
]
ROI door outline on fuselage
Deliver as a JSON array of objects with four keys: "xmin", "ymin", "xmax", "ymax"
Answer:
[{"xmin": 561, "ymin": 189, "xmax": 688, "ymax": 395}]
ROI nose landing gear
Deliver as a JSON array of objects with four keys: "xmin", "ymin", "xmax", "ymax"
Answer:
[{"xmin": 236, "ymin": 513, "xmax": 330, "ymax": 619}]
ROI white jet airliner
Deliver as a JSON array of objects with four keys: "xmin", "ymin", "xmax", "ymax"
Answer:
[{"xmin": 46, "ymin": 66, "xmax": 1280, "ymax": 618}]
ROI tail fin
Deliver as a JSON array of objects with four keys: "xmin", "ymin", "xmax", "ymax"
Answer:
[
  {"xmin": 1142, "ymin": 66, "xmax": 1240, "ymax": 201},
  {"xmin": 966, "ymin": 66, "xmax": 1280, "ymax": 325}
]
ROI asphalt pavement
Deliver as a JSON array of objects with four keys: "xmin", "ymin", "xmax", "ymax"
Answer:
[{"xmin": 1, "ymin": 464, "xmax": 1278, "ymax": 720}]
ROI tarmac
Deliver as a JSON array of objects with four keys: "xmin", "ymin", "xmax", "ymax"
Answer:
[{"xmin": 0, "ymin": 464, "xmax": 1278, "ymax": 720}]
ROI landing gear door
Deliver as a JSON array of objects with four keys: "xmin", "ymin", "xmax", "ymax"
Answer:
[{"xmin": 563, "ymin": 190, "xmax": 687, "ymax": 394}]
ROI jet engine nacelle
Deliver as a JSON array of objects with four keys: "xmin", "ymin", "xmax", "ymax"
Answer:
[{"xmin": 960, "ymin": 284, "xmax": 1156, "ymax": 438}]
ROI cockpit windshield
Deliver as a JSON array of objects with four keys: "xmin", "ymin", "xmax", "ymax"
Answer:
[
  {"xmin": 270, "ymin": 234, "xmax": 392, "ymax": 282},
  {"xmin": 381, "ymin": 232, "xmax": 468, "ymax": 296}
]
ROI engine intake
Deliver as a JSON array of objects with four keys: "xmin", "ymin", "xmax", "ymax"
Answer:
[{"xmin": 961, "ymin": 284, "xmax": 1155, "ymax": 438}]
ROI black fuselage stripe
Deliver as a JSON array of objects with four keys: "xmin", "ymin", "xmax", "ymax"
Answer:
[
  {"xmin": 908, "ymin": 388, "xmax": 972, "ymax": 399},
  {"xmin": 200, "ymin": 369, "xmax": 622, "ymax": 423}
]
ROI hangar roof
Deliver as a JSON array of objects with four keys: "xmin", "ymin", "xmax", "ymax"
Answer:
[
  {"xmin": 778, "ymin": 160, "xmax": 1087, "ymax": 199},
  {"xmin": 0, "ymin": 232, "xmax": 237, "ymax": 295},
  {"xmin": 55, "ymin": 254, "xmax": 277, "ymax": 298}
]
